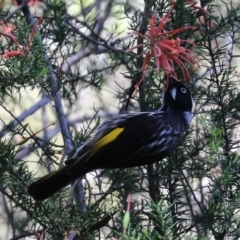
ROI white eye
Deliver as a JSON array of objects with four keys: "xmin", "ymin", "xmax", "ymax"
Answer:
[{"xmin": 181, "ymin": 87, "xmax": 187, "ymax": 94}]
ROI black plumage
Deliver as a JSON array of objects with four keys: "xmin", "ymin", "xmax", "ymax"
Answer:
[{"xmin": 28, "ymin": 77, "xmax": 193, "ymax": 201}]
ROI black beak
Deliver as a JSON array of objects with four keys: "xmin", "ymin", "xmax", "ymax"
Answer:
[{"xmin": 166, "ymin": 77, "xmax": 178, "ymax": 90}]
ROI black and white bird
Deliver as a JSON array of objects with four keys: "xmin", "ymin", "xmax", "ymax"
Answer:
[{"xmin": 28, "ymin": 77, "xmax": 193, "ymax": 201}]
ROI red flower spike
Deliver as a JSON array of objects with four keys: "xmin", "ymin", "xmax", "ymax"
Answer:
[
  {"xmin": 12, "ymin": 0, "xmax": 40, "ymax": 7},
  {"xmin": 130, "ymin": 2, "xmax": 200, "ymax": 87},
  {"xmin": 123, "ymin": 194, "xmax": 132, "ymax": 233},
  {"xmin": 185, "ymin": 0, "xmax": 209, "ymax": 15},
  {"xmin": 28, "ymin": 0, "xmax": 40, "ymax": 7},
  {"xmin": 0, "ymin": 21, "xmax": 18, "ymax": 43},
  {"xmin": 27, "ymin": 17, "xmax": 42, "ymax": 50},
  {"xmin": 0, "ymin": 50, "xmax": 25, "ymax": 58},
  {"xmin": 0, "ymin": 18, "xmax": 42, "ymax": 59}
]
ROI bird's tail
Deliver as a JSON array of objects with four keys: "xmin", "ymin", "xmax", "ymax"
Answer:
[{"xmin": 28, "ymin": 165, "xmax": 86, "ymax": 201}]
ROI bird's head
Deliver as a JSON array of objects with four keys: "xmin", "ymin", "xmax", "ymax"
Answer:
[{"xmin": 161, "ymin": 77, "xmax": 193, "ymax": 113}]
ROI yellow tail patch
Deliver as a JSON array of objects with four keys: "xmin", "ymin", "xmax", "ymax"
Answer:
[{"xmin": 91, "ymin": 127, "xmax": 124, "ymax": 152}]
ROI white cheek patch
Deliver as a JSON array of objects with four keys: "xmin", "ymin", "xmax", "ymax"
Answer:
[
  {"xmin": 191, "ymin": 96, "xmax": 194, "ymax": 105},
  {"xmin": 170, "ymin": 88, "xmax": 177, "ymax": 100},
  {"xmin": 184, "ymin": 112, "xmax": 193, "ymax": 125}
]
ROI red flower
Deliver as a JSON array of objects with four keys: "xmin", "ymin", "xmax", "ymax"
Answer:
[
  {"xmin": 0, "ymin": 21, "xmax": 18, "ymax": 43},
  {"xmin": 130, "ymin": 3, "xmax": 200, "ymax": 87},
  {"xmin": 28, "ymin": 0, "xmax": 40, "ymax": 7},
  {"xmin": 0, "ymin": 18, "xmax": 42, "ymax": 58},
  {"xmin": 185, "ymin": 0, "xmax": 209, "ymax": 14},
  {"xmin": 11, "ymin": 0, "xmax": 40, "ymax": 7}
]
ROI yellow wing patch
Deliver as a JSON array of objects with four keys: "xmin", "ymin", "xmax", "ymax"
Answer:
[
  {"xmin": 91, "ymin": 127, "xmax": 124, "ymax": 152},
  {"xmin": 67, "ymin": 128, "xmax": 124, "ymax": 175}
]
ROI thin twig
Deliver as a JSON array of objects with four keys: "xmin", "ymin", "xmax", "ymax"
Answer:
[
  {"xmin": 0, "ymin": 185, "xmax": 48, "ymax": 229},
  {"xmin": 137, "ymin": 0, "xmax": 161, "ymax": 202},
  {"xmin": 0, "ymin": 96, "xmax": 60, "ymax": 166},
  {"xmin": 0, "ymin": 96, "xmax": 50, "ymax": 138},
  {"xmin": 92, "ymin": 178, "xmax": 119, "ymax": 207},
  {"xmin": 3, "ymin": 0, "xmax": 27, "ymax": 22},
  {"xmin": 14, "ymin": 0, "xmax": 74, "ymax": 156},
  {"xmin": 10, "ymin": 232, "xmax": 35, "ymax": 240},
  {"xmin": 61, "ymin": 0, "xmax": 119, "ymax": 74}
]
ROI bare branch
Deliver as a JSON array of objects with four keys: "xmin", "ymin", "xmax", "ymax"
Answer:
[
  {"xmin": 15, "ymin": 0, "xmax": 74, "ymax": 157},
  {"xmin": 0, "ymin": 96, "xmax": 50, "ymax": 138},
  {"xmin": 3, "ymin": 0, "xmax": 27, "ymax": 23}
]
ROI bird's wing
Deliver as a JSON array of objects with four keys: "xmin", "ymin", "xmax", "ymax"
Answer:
[
  {"xmin": 65, "ymin": 114, "xmax": 129, "ymax": 165},
  {"xmin": 67, "ymin": 111, "xmax": 178, "ymax": 174}
]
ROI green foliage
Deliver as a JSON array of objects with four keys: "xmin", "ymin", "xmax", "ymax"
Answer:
[
  {"xmin": 1, "ymin": 0, "xmax": 240, "ymax": 239},
  {"xmin": 116, "ymin": 200, "xmax": 181, "ymax": 240},
  {"xmin": 0, "ymin": 20, "xmax": 49, "ymax": 96}
]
